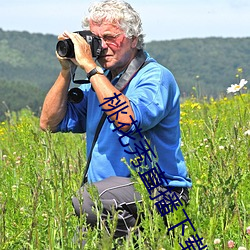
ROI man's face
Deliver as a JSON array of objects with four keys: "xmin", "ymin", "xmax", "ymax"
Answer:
[{"xmin": 89, "ymin": 20, "xmax": 138, "ymax": 73}]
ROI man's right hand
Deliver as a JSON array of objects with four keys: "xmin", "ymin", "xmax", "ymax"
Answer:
[{"xmin": 56, "ymin": 33, "xmax": 79, "ymax": 71}]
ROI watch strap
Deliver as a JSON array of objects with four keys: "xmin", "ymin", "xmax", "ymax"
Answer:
[
  {"xmin": 87, "ymin": 68, "xmax": 97, "ymax": 79},
  {"xmin": 87, "ymin": 67, "xmax": 104, "ymax": 80}
]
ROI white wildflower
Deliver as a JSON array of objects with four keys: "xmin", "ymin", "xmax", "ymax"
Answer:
[
  {"xmin": 244, "ymin": 130, "xmax": 250, "ymax": 136},
  {"xmin": 238, "ymin": 247, "xmax": 246, "ymax": 250},
  {"xmin": 227, "ymin": 79, "xmax": 248, "ymax": 93},
  {"xmin": 214, "ymin": 238, "xmax": 221, "ymax": 244},
  {"xmin": 20, "ymin": 207, "xmax": 25, "ymax": 214}
]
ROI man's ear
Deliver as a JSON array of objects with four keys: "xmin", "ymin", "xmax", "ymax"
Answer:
[{"xmin": 131, "ymin": 36, "xmax": 139, "ymax": 48}]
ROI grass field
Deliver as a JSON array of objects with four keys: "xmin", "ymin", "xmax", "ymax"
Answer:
[{"xmin": 0, "ymin": 91, "xmax": 249, "ymax": 249}]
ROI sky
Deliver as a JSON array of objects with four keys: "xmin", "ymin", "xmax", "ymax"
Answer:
[{"xmin": 1, "ymin": 0, "xmax": 250, "ymax": 42}]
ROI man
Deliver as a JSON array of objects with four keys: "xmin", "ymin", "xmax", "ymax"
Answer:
[{"xmin": 40, "ymin": 0, "xmax": 192, "ymax": 243}]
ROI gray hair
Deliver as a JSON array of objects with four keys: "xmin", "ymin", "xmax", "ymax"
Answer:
[{"xmin": 82, "ymin": 0, "xmax": 145, "ymax": 49}]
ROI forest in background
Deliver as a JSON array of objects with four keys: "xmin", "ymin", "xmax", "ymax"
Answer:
[{"xmin": 0, "ymin": 28, "xmax": 249, "ymax": 120}]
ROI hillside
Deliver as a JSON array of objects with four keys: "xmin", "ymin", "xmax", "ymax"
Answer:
[
  {"xmin": 0, "ymin": 29, "xmax": 60, "ymax": 87},
  {"xmin": 146, "ymin": 37, "xmax": 250, "ymax": 97},
  {"xmin": 0, "ymin": 28, "xmax": 249, "ymax": 120},
  {"xmin": 0, "ymin": 29, "xmax": 60, "ymax": 120}
]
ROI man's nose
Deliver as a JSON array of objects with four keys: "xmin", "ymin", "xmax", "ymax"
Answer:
[{"xmin": 101, "ymin": 38, "xmax": 108, "ymax": 49}]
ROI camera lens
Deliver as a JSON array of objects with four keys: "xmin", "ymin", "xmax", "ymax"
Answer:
[
  {"xmin": 68, "ymin": 88, "xmax": 84, "ymax": 103},
  {"xmin": 56, "ymin": 39, "xmax": 74, "ymax": 58}
]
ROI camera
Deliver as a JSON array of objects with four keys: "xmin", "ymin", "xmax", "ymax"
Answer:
[{"xmin": 56, "ymin": 30, "xmax": 102, "ymax": 58}]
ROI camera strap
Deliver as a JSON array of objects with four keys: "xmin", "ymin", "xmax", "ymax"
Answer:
[{"xmin": 81, "ymin": 50, "xmax": 150, "ymax": 186}]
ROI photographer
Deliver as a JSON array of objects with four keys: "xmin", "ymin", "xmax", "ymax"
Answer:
[{"xmin": 40, "ymin": 0, "xmax": 192, "ymax": 245}]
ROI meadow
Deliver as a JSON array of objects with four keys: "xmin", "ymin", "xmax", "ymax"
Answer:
[{"xmin": 0, "ymin": 90, "xmax": 249, "ymax": 249}]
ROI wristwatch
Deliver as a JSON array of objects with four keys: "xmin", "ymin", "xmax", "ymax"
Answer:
[{"xmin": 87, "ymin": 66, "xmax": 104, "ymax": 80}]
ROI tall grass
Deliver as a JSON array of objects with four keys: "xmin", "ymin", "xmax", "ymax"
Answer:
[{"xmin": 0, "ymin": 93, "xmax": 249, "ymax": 249}]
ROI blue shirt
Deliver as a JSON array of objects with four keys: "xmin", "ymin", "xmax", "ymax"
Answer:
[{"xmin": 58, "ymin": 52, "xmax": 192, "ymax": 188}]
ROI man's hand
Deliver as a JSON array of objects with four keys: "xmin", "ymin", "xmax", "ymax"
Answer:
[
  {"xmin": 56, "ymin": 33, "xmax": 79, "ymax": 71},
  {"xmin": 62, "ymin": 31, "xmax": 96, "ymax": 72}
]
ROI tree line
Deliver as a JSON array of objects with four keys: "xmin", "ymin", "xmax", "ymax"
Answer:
[{"xmin": 0, "ymin": 28, "xmax": 249, "ymax": 120}]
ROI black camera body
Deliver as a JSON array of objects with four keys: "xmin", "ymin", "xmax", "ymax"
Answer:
[{"xmin": 56, "ymin": 30, "xmax": 102, "ymax": 58}]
